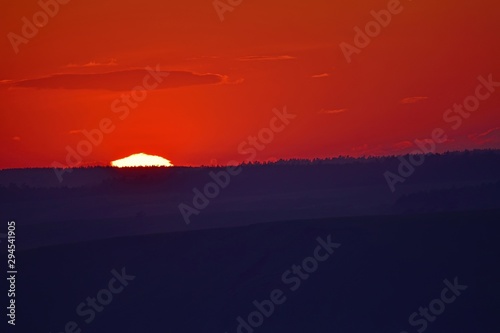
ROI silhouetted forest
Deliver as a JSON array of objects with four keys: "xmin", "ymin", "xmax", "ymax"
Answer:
[{"xmin": 0, "ymin": 149, "xmax": 498, "ymax": 249}]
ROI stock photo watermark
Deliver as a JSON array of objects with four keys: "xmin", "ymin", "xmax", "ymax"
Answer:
[
  {"xmin": 225, "ymin": 234, "xmax": 340, "ymax": 333},
  {"xmin": 52, "ymin": 65, "xmax": 169, "ymax": 182},
  {"xmin": 178, "ymin": 106, "xmax": 296, "ymax": 225},
  {"xmin": 213, "ymin": 0, "xmax": 243, "ymax": 22},
  {"xmin": 340, "ymin": 0, "xmax": 405, "ymax": 63},
  {"xmin": 7, "ymin": 0, "xmax": 72, "ymax": 54},
  {"xmin": 50, "ymin": 267, "xmax": 135, "ymax": 333},
  {"xmin": 384, "ymin": 74, "xmax": 500, "ymax": 192},
  {"xmin": 400, "ymin": 277, "xmax": 467, "ymax": 333},
  {"xmin": 5, "ymin": 221, "xmax": 16, "ymax": 326}
]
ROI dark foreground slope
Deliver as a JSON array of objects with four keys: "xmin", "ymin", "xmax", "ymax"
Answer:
[{"xmin": 9, "ymin": 210, "xmax": 500, "ymax": 333}]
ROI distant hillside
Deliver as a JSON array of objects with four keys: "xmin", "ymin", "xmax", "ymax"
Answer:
[
  {"xmin": 0, "ymin": 149, "xmax": 499, "ymax": 249},
  {"xmin": 394, "ymin": 180, "xmax": 500, "ymax": 213},
  {"xmin": 0, "ymin": 149, "xmax": 498, "ymax": 188}
]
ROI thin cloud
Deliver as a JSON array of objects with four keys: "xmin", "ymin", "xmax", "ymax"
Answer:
[
  {"xmin": 468, "ymin": 127, "xmax": 500, "ymax": 145},
  {"xmin": 312, "ymin": 73, "xmax": 330, "ymax": 78},
  {"xmin": 12, "ymin": 136, "xmax": 21, "ymax": 141},
  {"xmin": 400, "ymin": 96, "xmax": 429, "ymax": 104},
  {"xmin": 238, "ymin": 55, "xmax": 296, "ymax": 61},
  {"xmin": 351, "ymin": 143, "xmax": 369, "ymax": 152},
  {"xmin": 187, "ymin": 55, "xmax": 221, "ymax": 61},
  {"xmin": 66, "ymin": 59, "xmax": 118, "ymax": 68},
  {"xmin": 319, "ymin": 108, "xmax": 348, "ymax": 114},
  {"xmin": 8, "ymin": 69, "xmax": 228, "ymax": 91},
  {"xmin": 392, "ymin": 141, "xmax": 413, "ymax": 151},
  {"xmin": 349, "ymin": 144, "xmax": 387, "ymax": 156}
]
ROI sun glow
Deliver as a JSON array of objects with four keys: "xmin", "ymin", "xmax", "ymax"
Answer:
[{"xmin": 111, "ymin": 153, "xmax": 173, "ymax": 168}]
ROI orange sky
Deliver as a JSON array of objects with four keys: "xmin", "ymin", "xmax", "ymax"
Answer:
[{"xmin": 1, "ymin": 0, "xmax": 499, "ymax": 168}]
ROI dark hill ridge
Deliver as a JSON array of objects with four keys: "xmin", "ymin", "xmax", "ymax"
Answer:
[
  {"xmin": 1, "ymin": 150, "xmax": 499, "ymax": 189},
  {"xmin": 12, "ymin": 210, "xmax": 500, "ymax": 333},
  {"xmin": 1, "ymin": 150, "xmax": 499, "ymax": 249}
]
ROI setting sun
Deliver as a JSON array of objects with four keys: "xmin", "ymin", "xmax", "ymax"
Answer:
[{"xmin": 111, "ymin": 153, "xmax": 173, "ymax": 168}]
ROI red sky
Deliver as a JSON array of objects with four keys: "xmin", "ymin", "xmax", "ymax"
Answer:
[{"xmin": 1, "ymin": 0, "xmax": 499, "ymax": 168}]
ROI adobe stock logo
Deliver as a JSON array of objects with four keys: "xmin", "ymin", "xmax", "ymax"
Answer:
[
  {"xmin": 400, "ymin": 277, "xmax": 467, "ymax": 333},
  {"xmin": 213, "ymin": 0, "xmax": 243, "ymax": 22},
  {"xmin": 384, "ymin": 74, "xmax": 500, "ymax": 192},
  {"xmin": 7, "ymin": 0, "xmax": 72, "ymax": 54},
  {"xmin": 50, "ymin": 267, "xmax": 135, "ymax": 333},
  {"xmin": 226, "ymin": 234, "xmax": 340, "ymax": 333},
  {"xmin": 52, "ymin": 65, "xmax": 169, "ymax": 183},
  {"xmin": 339, "ymin": 0, "xmax": 404, "ymax": 63},
  {"xmin": 178, "ymin": 106, "xmax": 296, "ymax": 225}
]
